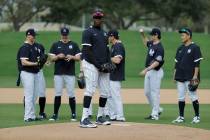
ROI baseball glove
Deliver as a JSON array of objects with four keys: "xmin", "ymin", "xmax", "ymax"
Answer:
[
  {"xmin": 77, "ymin": 72, "xmax": 85, "ymax": 89},
  {"xmin": 188, "ymin": 79, "xmax": 199, "ymax": 92},
  {"xmin": 100, "ymin": 63, "xmax": 116, "ymax": 73},
  {"xmin": 38, "ymin": 54, "xmax": 48, "ymax": 69}
]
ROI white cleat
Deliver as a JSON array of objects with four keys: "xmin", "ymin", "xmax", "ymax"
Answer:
[
  {"xmin": 172, "ymin": 116, "xmax": 185, "ymax": 123},
  {"xmin": 191, "ymin": 116, "xmax": 200, "ymax": 124}
]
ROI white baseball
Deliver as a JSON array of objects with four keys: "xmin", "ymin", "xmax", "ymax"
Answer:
[{"xmin": 139, "ymin": 28, "xmax": 144, "ymax": 33}]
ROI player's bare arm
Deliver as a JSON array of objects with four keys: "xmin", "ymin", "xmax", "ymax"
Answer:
[
  {"xmin": 139, "ymin": 28, "xmax": 149, "ymax": 47},
  {"xmin": 193, "ymin": 67, "xmax": 199, "ymax": 79},
  {"xmin": 21, "ymin": 58, "xmax": 38, "ymax": 66},
  {"xmin": 139, "ymin": 61, "xmax": 159, "ymax": 76}
]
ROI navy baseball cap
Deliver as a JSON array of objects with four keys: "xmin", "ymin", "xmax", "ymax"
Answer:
[
  {"xmin": 108, "ymin": 30, "xmax": 119, "ymax": 39},
  {"xmin": 60, "ymin": 27, "xmax": 69, "ymax": 36},
  {"xmin": 150, "ymin": 28, "xmax": 161, "ymax": 39},
  {"xmin": 92, "ymin": 10, "xmax": 104, "ymax": 19},
  {"xmin": 26, "ymin": 28, "xmax": 36, "ymax": 37},
  {"xmin": 179, "ymin": 28, "xmax": 192, "ymax": 37}
]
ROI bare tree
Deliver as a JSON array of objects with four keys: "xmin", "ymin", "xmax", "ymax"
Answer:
[{"xmin": 2, "ymin": 0, "xmax": 46, "ymax": 31}]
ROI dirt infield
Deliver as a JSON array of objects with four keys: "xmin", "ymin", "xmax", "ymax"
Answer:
[
  {"xmin": 0, "ymin": 122, "xmax": 210, "ymax": 140},
  {"xmin": 0, "ymin": 88, "xmax": 209, "ymax": 104},
  {"xmin": 0, "ymin": 88, "xmax": 209, "ymax": 140}
]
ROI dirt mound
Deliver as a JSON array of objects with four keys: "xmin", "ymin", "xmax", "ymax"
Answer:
[{"xmin": 0, "ymin": 122, "xmax": 209, "ymax": 140}]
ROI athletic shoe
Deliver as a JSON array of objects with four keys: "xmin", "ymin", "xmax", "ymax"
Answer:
[
  {"xmin": 39, "ymin": 113, "xmax": 47, "ymax": 120},
  {"xmin": 49, "ymin": 114, "xmax": 58, "ymax": 121},
  {"xmin": 145, "ymin": 115, "xmax": 159, "ymax": 120},
  {"xmin": 172, "ymin": 116, "xmax": 185, "ymax": 123},
  {"xmin": 191, "ymin": 116, "xmax": 200, "ymax": 124},
  {"xmin": 116, "ymin": 118, "xmax": 126, "ymax": 122},
  {"xmin": 24, "ymin": 118, "xmax": 34, "ymax": 122},
  {"xmin": 96, "ymin": 116, "xmax": 111, "ymax": 125},
  {"xmin": 71, "ymin": 114, "xmax": 77, "ymax": 122},
  {"xmin": 80, "ymin": 118, "xmax": 97, "ymax": 128}
]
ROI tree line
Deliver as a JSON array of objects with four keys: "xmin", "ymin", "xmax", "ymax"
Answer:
[{"xmin": 0, "ymin": 0, "xmax": 209, "ymax": 32}]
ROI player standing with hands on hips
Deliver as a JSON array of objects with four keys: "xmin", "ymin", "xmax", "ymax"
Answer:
[
  {"xmin": 139, "ymin": 28, "xmax": 164, "ymax": 120},
  {"xmin": 172, "ymin": 28, "xmax": 203, "ymax": 124},
  {"xmin": 80, "ymin": 10, "xmax": 113, "ymax": 128},
  {"xmin": 48, "ymin": 27, "xmax": 81, "ymax": 121}
]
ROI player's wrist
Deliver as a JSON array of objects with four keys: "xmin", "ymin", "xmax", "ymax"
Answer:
[{"xmin": 146, "ymin": 67, "xmax": 151, "ymax": 71}]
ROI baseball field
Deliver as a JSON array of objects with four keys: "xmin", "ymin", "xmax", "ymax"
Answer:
[{"xmin": 0, "ymin": 31, "xmax": 210, "ymax": 140}]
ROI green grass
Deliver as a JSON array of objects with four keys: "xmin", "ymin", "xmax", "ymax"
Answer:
[
  {"xmin": 0, "ymin": 104, "xmax": 209, "ymax": 130},
  {"xmin": 0, "ymin": 31, "xmax": 210, "ymax": 88}
]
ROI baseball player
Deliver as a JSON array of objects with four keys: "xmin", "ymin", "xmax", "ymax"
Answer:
[
  {"xmin": 17, "ymin": 28, "xmax": 42, "ymax": 122},
  {"xmin": 172, "ymin": 28, "xmax": 203, "ymax": 124},
  {"xmin": 48, "ymin": 27, "xmax": 81, "ymax": 121},
  {"xmin": 139, "ymin": 28, "xmax": 164, "ymax": 120},
  {"xmin": 80, "ymin": 10, "xmax": 111, "ymax": 128},
  {"xmin": 105, "ymin": 30, "xmax": 126, "ymax": 121}
]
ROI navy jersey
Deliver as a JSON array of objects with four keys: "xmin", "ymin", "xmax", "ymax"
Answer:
[
  {"xmin": 110, "ymin": 42, "xmax": 125, "ymax": 81},
  {"xmin": 145, "ymin": 41, "xmax": 164, "ymax": 70},
  {"xmin": 174, "ymin": 43, "xmax": 203, "ymax": 82},
  {"xmin": 35, "ymin": 42, "xmax": 45, "ymax": 56},
  {"xmin": 49, "ymin": 40, "xmax": 80, "ymax": 75},
  {"xmin": 81, "ymin": 26, "xmax": 109, "ymax": 65},
  {"xmin": 17, "ymin": 42, "xmax": 40, "ymax": 73}
]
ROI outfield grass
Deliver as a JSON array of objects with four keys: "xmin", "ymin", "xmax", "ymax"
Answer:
[
  {"xmin": 0, "ymin": 31, "xmax": 210, "ymax": 88},
  {"xmin": 0, "ymin": 104, "xmax": 209, "ymax": 130}
]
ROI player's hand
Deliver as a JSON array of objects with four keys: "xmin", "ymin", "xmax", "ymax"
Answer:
[
  {"xmin": 139, "ymin": 69, "xmax": 147, "ymax": 76},
  {"xmin": 57, "ymin": 53, "xmax": 65, "ymax": 59},
  {"xmin": 65, "ymin": 55, "xmax": 74, "ymax": 62}
]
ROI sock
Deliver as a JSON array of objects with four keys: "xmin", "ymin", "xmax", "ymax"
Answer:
[
  {"xmin": 54, "ymin": 96, "xmax": 61, "ymax": 115},
  {"xmin": 178, "ymin": 101, "xmax": 185, "ymax": 117},
  {"xmin": 192, "ymin": 100, "xmax": 199, "ymax": 117},
  {"xmin": 97, "ymin": 97, "xmax": 107, "ymax": 118},
  {"xmin": 82, "ymin": 96, "xmax": 92, "ymax": 121},
  {"xmin": 39, "ymin": 97, "xmax": 46, "ymax": 114},
  {"xmin": 69, "ymin": 97, "xmax": 76, "ymax": 115}
]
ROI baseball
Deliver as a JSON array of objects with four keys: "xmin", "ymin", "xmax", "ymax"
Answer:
[{"xmin": 139, "ymin": 28, "xmax": 144, "ymax": 33}]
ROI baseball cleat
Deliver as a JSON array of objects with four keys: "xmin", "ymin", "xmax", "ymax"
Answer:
[
  {"xmin": 38, "ymin": 113, "xmax": 47, "ymax": 120},
  {"xmin": 145, "ymin": 115, "xmax": 159, "ymax": 120},
  {"xmin": 172, "ymin": 116, "xmax": 185, "ymax": 123},
  {"xmin": 24, "ymin": 118, "xmax": 35, "ymax": 122},
  {"xmin": 71, "ymin": 114, "xmax": 77, "ymax": 122},
  {"xmin": 80, "ymin": 118, "xmax": 97, "ymax": 128},
  {"xmin": 105, "ymin": 115, "xmax": 111, "ymax": 121},
  {"xmin": 49, "ymin": 114, "xmax": 58, "ymax": 121},
  {"xmin": 116, "ymin": 117, "xmax": 126, "ymax": 122},
  {"xmin": 191, "ymin": 116, "xmax": 200, "ymax": 124},
  {"xmin": 96, "ymin": 116, "xmax": 111, "ymax": 125}
]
